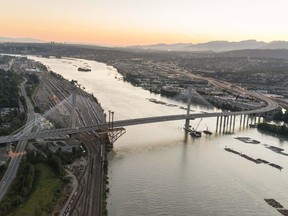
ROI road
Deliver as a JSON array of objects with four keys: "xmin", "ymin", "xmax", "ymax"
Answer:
[{"xmin": 0, "ymin": 80, "xmax": 35, "ymax": 200}]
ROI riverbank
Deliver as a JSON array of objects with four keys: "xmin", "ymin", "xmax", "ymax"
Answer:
[
  {"xmin": 21, "ymin": 55, "xmax": 288, "ymax": 216},
  {"xmin": 258, "ymin": 123, "xmax": 288, "ymax": 137}
]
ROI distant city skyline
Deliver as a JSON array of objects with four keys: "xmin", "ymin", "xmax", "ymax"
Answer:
[{"xmin": 1, "ymin": 0, "xmax": 288, "ymax": 46}]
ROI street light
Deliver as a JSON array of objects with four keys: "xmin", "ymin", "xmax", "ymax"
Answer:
[
  {"xmin": 111, "ymin": 111, "xmax": 114, "ymax": 131},
  {"xmin": 108, "ymin": 110, "xmax": 111, "ymax": 128}
]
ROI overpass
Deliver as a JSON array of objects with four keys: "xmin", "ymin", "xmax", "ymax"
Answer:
[{"xmin": 0, "ymin": 92, "xmax": 278, "ymax": 144}]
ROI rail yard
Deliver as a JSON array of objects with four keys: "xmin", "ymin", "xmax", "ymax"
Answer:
[{"xmin": 33, "ymin": 68, "xmax": 107, "ymax": 215}]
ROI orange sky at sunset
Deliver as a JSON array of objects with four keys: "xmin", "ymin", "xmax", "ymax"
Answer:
[{"xmin": 1, "ymin": 0, "xmax": 288, "ymax": 46}]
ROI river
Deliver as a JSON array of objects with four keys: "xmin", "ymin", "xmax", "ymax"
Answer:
[{"xmin": 28, "ymin": 56, "xmax": 288, "ymax": 216}]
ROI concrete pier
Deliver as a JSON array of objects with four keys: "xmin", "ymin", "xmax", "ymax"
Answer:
[
  {"xmin": 216, "ymin": 116, "xmax": 219, "ymax": 133},
  {"xmin": 232, "ymin": 115, "xmax": 236, "ymax": 132},
  {"xmin": 246, "ymin": 115, "xmax": 249, "ymax": 127},
  {"xmin": 219, "ymin": 116, "xmax": 223, "ymax": 133},
  {"xmin": 223, "ymin": 116, "xmax": 227, "ymax": 133},
  {"xmin": 229, "ymin": 115, "xmax": 233, "ymax": 132}
]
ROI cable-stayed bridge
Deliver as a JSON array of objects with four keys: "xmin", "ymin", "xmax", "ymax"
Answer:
[{"xmin": 0, "ymin": 90, "xmax": 278, "ymax": 144}]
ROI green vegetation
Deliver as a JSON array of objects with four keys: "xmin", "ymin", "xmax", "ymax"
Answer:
[
  {"xmin": 0, "ymin": 161, "xmax": 35, "ymax": 216},
  {"xmin": 258, "ymin": 123, "xmax": 288, "ymax": 137},
  {"xmin": 0, "ymin": 69, "xmax": 26, "ymax": 135},
  {"xmin": 0, "ymin": 69, "xmax": 21, "ymax": 108},
  {"xmin": 33, "ymin": 144, "xmax": 85, "ymax": 166},
  {"xmin": 8, "ymin": 164, "xmax": 63, "ymax": 216},
  {"xmin": 0, "ymin": 109, "xmax": 26, "ymax": 136},
  {"xmin": 0, "ymin": 142, "xmax": 84, "ymax": 215},
  {"xmin": 273, "ymin": 110, "xmax": 288, "ymax": 123},
  {"xmin": 0, "ymin": 163, "xmax": 8, "ymax": 180},
  {"xmin": 0, "ymin": 56, "xmax": 12, "ymax": 65},
  {"xmin": 25, "ymin": 73, "xmax": 39, "ymax": 98}
]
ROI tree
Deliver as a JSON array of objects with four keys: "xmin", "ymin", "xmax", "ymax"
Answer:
[{"xmin": 48, "ymin": 155, "xmax": 63, "ymax": 175}]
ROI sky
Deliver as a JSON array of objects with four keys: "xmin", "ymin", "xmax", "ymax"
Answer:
[{"xmin": 1, "ymin": 0, "xmax": 288, "ymax": 46}]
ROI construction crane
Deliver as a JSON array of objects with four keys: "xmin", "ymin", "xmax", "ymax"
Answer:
[
  {"xmin": 190, "ymin": 118, "xmax": 202, "ymax": 137},
  {"xmin": 193, "ymin": 118, "xmax": 202, "ymax": 131}
]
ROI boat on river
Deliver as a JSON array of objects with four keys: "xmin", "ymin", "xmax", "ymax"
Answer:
[
  {"xmin": 203, "ymin": 127, "xmax": 212, "ymax": 135},
  {"xmin": 78, "ymin": 67, "xmax": 91, "ymax": 72},
  {"xmin": 190, "ymin": 130, "xmax": 202, "ymax": 137}
]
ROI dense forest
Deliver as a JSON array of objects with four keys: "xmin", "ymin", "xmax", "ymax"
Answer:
[
  {"xmin": 0, "ymin": 69, "xmax": 25, "ymax": 135},
  {"xmin": 0, "ymin": 69, "xmax": 21, "ymax": 108}
]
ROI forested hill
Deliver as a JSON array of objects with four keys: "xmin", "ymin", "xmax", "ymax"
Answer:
[{"xmin": 217, "ymin": 49, "xmax": 288, "ymax": 60}]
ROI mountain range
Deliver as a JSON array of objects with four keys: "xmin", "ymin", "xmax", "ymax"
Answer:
[
  {"xmin": 2, "ymin": 37, "xmax": 288, "ymax": 53},
  {"xmin": 129, "ymin": 40, "xmax": 288, "ymax": 52},
  {"xmin": 0, "ymin": 37, "xmax": 44, "ymax": 43}
]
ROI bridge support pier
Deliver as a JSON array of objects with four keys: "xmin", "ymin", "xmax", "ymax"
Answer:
[
  {"xmin": 246, "ymin": 115, "xmax": 249, "ymax": 127},
  {"xmin": 223, "ymin": 116, "xmax": 227, "ymax": 133},
  {"xmin": 216, "ymin": 116, "xmax": 219, "ymax": 133},
  {"xmin": 239, "ymin": 114, "xmax": 242, "ymax": 127},
  {"xmin": 232, "ymin": 115, "xmax": 236, "ymax": 132},
  {"xmin": 219, "ymin": 116, "xmax": 223, "ymax": 133},
  {"xmin": 243, "ymin": 115, "xmax": 246, "ymax": 128},
  {"xmin": 229, "ymin": 115, "xmax": 233, "ymax": 132}
]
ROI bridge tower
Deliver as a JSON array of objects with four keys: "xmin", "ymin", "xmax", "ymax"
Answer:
[
  {"xmin": 185, "ymin": 86, "xmax": 192, "ymax": 131},
  {"xmin": 70, "ymin": 91, "xmax": 77, "ymax": 141},
  {"xmin": 103, "ymin": 110, "xmax": 126, "ymax": 149}
]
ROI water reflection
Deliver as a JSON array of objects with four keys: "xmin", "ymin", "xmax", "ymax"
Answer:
[{"xmin": 26, "ymin": 56, "xmax": 288, "ymax": 216}]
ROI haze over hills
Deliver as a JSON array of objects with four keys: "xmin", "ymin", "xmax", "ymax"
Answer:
[
  {"xmin": 0, "ymin": 36, "xmax": 44, "ymax": 43},
  {"xmin": 1, "ymin": 36, "xmax": 288, "ymax": 59},
  {"xmin": 129, "ymin": 40, "xmax": 288, "ymax": 52}
]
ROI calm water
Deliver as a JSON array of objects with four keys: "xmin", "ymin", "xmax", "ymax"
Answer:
[{"xmin": 29, "ymin": 56, "xmax": 288, "ymax": 216}]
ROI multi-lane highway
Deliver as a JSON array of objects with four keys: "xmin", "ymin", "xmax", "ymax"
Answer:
[{"xmin": 0, "ymin": 80, "xmax": 35, "ymax": 200}]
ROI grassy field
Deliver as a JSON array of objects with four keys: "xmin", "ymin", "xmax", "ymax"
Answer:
[{"xmin": 9, "ymin": 163, "xmax": 63, "ymax": 216}]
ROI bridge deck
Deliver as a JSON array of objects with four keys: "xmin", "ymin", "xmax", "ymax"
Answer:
[{"xmin": 0, "ymin": 94, "xmax": 278, "ymax": 144}]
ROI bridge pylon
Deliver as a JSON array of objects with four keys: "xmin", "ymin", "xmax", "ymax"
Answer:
[
  {"xmin": 185, "ymin": 86, "xmax": 192, "ymax": 131},
  {"xmin": 70, "ymin": 91, "xmax": 78, "ymax": 142},
  {"xmin": 105, "ymin": 111, "xmax": 126, "ymax": 149}
]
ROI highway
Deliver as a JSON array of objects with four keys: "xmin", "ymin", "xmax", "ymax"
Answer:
[
  {"xmin": 0, "ymin": 66, "xmax": 279, "ymax": 215},
  {"xmin": 0, "ymin": 80, "xmax": 35, "ymax": 200}
]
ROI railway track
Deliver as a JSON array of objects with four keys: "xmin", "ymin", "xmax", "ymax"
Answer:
[{"xmin": 34, "ymin": 72, "xmax": 105, "ymax": 216}]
